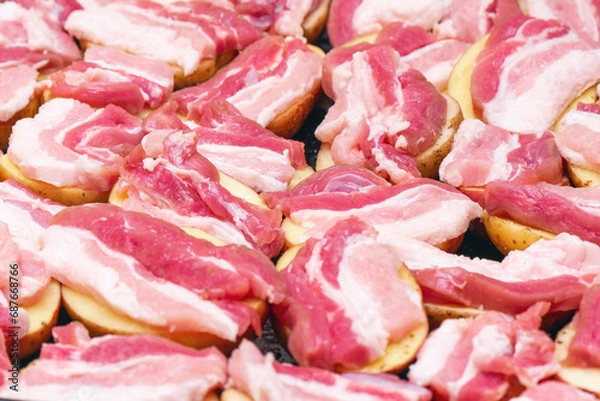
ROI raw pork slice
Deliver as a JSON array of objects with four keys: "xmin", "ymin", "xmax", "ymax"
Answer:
[
  {"xmin": 0, "ymin": 65, "xmax": 37, "ymax": 123},
  {"xmin": 408, "ymin": 303, "xmax": 558, "ymax": 401},
  {"xmin": 555, "ymin": 102, "xmax": 600, "ymax": 172},
  {"xmin": 227, "ymin": 339, "xmax": 432, "ymax": 401},
  {"xmin": 561, "ymin": 283, "xmax": 600, "ymax": 368},
  {"xmin": 510, "ymin": 381, "xmax": 597, "ymax": 401},
  {"xmin": 524, "ymin": 0, "xmax": 600, "ymax": 42},
  {"xmin": 0, "ymin": 322, "xmax": 227, "ymax": 401},
  {"xmin": 273, "ymin": 218, "xmax": 426, "ymax": 371}
]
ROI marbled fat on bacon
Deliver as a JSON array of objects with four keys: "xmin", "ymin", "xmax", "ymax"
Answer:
[
  {"xmin": 118, "ymin": 129, "xmax": 285, "ymax": 257},
  {"xmin": 65, "ymin": 1, "xmax": 261, "ymax": 77},
  {"xmin": 439, "ymin": 119, "xmax": 565, "ymax": 189},
  {"xmin": 228, "ymin": 339, "xmax": 432, "ymax": 401},
  {"xmin": 394, "ymin": 234, "xmax": 600, "ymax": 314},
  {"xmin": 0, "ymin": 322, "xmax": 227, "ymax": 401},
  {"xmin": 555, "ymin": 105, "xmax": 600, "ymax": 171},
  {"xmin": 51, "ymin": 203, "xmax": 285, "ymax": 303},
  {"xmin": 8, "ymin": 98, "xmax": 144, "ymax": 192},
  {"xmin": 168, "ymin": 101, "xmax": 307, "ymax": 193},
  {"xmin": 471, "ymin": 17, "xmax": 600, "ymax": 133},
  {"xmin": 0, "ymin": 1, "xmax": 81, "ymax": 71},
  {"xmin": 316, "ymin": 45, "xmax": 446, "ymax": 183},
  {"xmin": 12, "ymin": 0, "xmax": 82, "ymax": 24},
  {"xmin": 524, "ymin": 0, "xmax": 600, "ymax": 42},
  {"xmin": 46, "ymin": 46, "xmax": 174, "ymax": 115},
  {"xmin": 274, "ymin": 218, "xmax": 426, "ymax": 370},
  {"xmin": 563, "ymin": 284, "xmax": 600, "ymax": 368},
  {"xmin": 485, "ymin": 181, "xmax": 600, "ymax": 246},
  {"xmin": 172, "ymin": 35, "xmax": 322, "ymax": 127},
  {"xmin": 511, "ymin": 381, "xmax": 598, "ymax": 401},
  {"xmin": 0, "ymin": 65, "xmax": 37, "ymax": 122},
  {"xmin": 408, "ymin": 303, "xmax": 558, "ymax": 401},
  {"xmin": 266, "ymin": 171, "xmax": 482, "ymax": 247}
]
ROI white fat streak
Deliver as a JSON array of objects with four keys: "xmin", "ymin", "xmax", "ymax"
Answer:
[
  {"xmin": 526, "ymin": 0, "xmax": 600, "ymax": 42},
  {"xmin": 196, "ymin": 144, "xmax": 294, "ymax": 193},
  {"xmin": 370, "ymin": 146, "xmax": 414, "ymax": 184},
  {"xmin": 0, "ymin": 202, "xmax": 45, "ymax": 253},
  {"xmin": 408, "ymin": 318, "xmax": 470, "ymax": 385},
  {"xmin": 293, "ymin": 185, "xmax": 481, "ymax": 246},
  {"xmin": 0, "ymin": 68, "xmax": 36, "ymax": 122},
  {"xmin": 63, "ymin": 67, "xmax": 130, "ymax": 86},
  {"xmin": 65, "ymin": 8, "xmax": 208, "ymax": 75},
  {"xmin": 445, "ymin": 325, "xmax": 513, "ymax": 401},
  {"xmin": 352, "ymin": 0, "xmax": 452, "ymax": 35},
  {"xmin": 487, "ymin": 132, "xmax": 521, "ymax": 181},
  {"xmin": 561, "ymin": 108, "xmax": 600, "ymax": 128},
  {"xmin": 40, "ymin": 226, "xmax": 239, "ymax": 339},
  {"xmin": 484, "ymin": 31, "xmax": 600, "ymax": 132},
  {"xmin": 227, "ymin": 49, "xmax": 321, "ymax": 127}
]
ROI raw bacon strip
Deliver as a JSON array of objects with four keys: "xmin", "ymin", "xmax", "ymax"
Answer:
[
  {"xmin": 65, "ymin": 1, "xmax": 261, "ymax": 77},
  {"xmin": 8, "ymin": 98, "xmax": 144, "ymax": 192},
  {"xmin": 0, "ymin": 322, "xmax": 227, "ymax": 401},
  {"xmin": 45, "ymin": 46, "xmax": 174, "ymax": 115},
  {"xmin": 118, "ymin": 129, "xmax": 285, "ymax": 257},
  {"xmin": 273, "ymin": 218, "xmax": 426, "ymax": 370},
  {"xmin": 40, "ymin": 223, "xmax": 260, "ymax": 340},
  {"xmin": 392, "ymin": 234, "xmax": 600, "ymax": 314},
  {"xmin": 228, "ymin": 339, "xmax": 432, "ymax": 401},
  {"xmin": 439, "ymin": 119, "xmax": 565, "ymax": 189},
  {"xmin": 0, "ymin": 180, "xmax": 64, "ymax": 306},
  {"xmin": 563, "ymin": 284, "xmax": 600, "ymax": 368},
  {"xmin": 471, "ymin": 17, "xmax": 600, "ymax": 133},
  {"xmin": 485, "ymin": 181, "xmax": 600, "ymax": 246},
  {"xmin": 148, "ymin": 100, "xmax": 308, "ymax": 193},
  {"xmin": 51, "ymin": 203, "xmax": 285, "ymax": 303},
  {"xmin": 265, "ymin": 170, "xmax": 482, "ymax": 248},
  {"xmin": 555, "ymin": 105, "xmax": 600, "ymax": 172},
  {"xmin": 0, "ymin": 65, "xmax": 37, "ymax": 123},
  {"xmin": 511, "ymin": 381, "xmax": 598, "ymax": 401},
  {"xmin": 0, "ymin": 1, "xmax": 81, "ymax": 71},
  {"xmin": 524, "ymin": 0, "xmax": 600, "ymax": 42},
  {"xmin": 408, "ymin": 303, "xmax": 559, "ymax": 401},
  {"xmin": 316, "ymin": 45, "xmax": 446, "ymax": 183},
  {"xmin": 172, "ymin": 35, "xmax": 322, "ymax": 128}
]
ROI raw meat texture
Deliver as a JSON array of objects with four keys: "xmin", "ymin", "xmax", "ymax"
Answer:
[
  {"xmin": 510, "ymin": 381, "xmax": 598, "ymax": 401},
  {"xmin": 471, "ymin": 17, "xmax": 600, "ymax": 133},
  {"xmin": 273, "ymin": 217, "xmax": 426, "ymax": 370},
  {"xmin": 172, "ymin": 35, "xmax": 322, "ymax": 129},
  {"xmin": 118, "ymin": 129, "xmax": 285, "ymax": 257},
  {"xmin": 316, "ymin": 45, "xmax": 446, "ymax": 183},
  {"xmin": 65, "ymin": 1, "xmax": 261, "ymax": 76},
  {"xmin": 228, "ymin": 339, "xmax": 433, "ymax": 401},
  {"xmin": 485, "ymin": 181, "xmax": 600, "ymax": 246},
  {"xmin": 408, "ymin": 303, "xmax": 559, "ymax": 401},
  {"xmin": 0, "ymin": 1, "xmax": 81, "ymax": 71},
  {"xmin": 524, "ymin": 0, "xmax": 600, "ymax": 42},
  {"xmin": 12, "ymin": 0, "xmax": 82, "ymax": 24},
  {"xmin": 555, "ymin": 104, "xmax": 600, "ymax": 172},
  {"xmin": 0, "ymin": 322, "xmax": 228, "ymax": 401},
  {"xmin": 8, "ymin": 98, "xmax": 144, "ymax": 192},
  {"xmin": 439, "ymin": 119, "xmax": 565, "ymax": 189},
  {"xmin": 394, "ymin": 233, "xmax": 600, "ymax": 314},
  {"xmin": 45, "ymin": 46, "xmax": 174, "ymax": 115},
  {"xmin": 0, "ymin": 65, "xmax": 37, "ymax": 122},
  {"xmin": 563, "ymin": 284, "xmax": 600, "ymax": 368},
  {"xmin": 265, "ymin": 168, "xmax": 482, "ymax": 248}
]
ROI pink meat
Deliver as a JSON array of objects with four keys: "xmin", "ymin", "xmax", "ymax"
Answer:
[
  {"xmin": 274, "ymin": 218, "xmax": 426, "ymax": 370},
  {"xmin": 316, "ymin": 45, "xmax": 446, "ymax": 183},
  {"xmin": 12, "ymin": 0, "xmax": 82, "ymax": 24},
  {"xmin": 0, "ymin": 322, "xmax": 227, "ymax": 401},
  {"xmin": 471, "ymin": 17, "xmax": 600, "ymax": 132},
  {"xmin": 395, "ymin": 233, "xmax": 600, "ymax": 314},
  {"xmin": 525, "ymin": 0, "xmax": 600, "ymax": 42},
  {"xmin": 408, "ymin": 303, "xmax": 558, "ymax": 401},
  {"xmin": 439, "ymin": 119, "xmax": 565, "ymax": 190},
  {"xmin": 511, "ymin": 381, "xmax": 598, "ymax": 401},
  {"xmin": 119, "ymin": 129, "xmax": 285, "ymax": 257},
  {"xmin": 51, "ymin": 203, "xmax": 285, "ymax": 304},
  {"xmin": 8, "ymin": 98, "xmax": 144, "ymax": 192},
  {"xmin": 46, "ymin": 46, "xmax": 174, "ymax": 114},
  {"xmin": 0, "ymin": 1, "xmax": 81, "ymax": 71},
  {"xmin": 172, "ymin": 35, "xmax": 322, "ymax": 128},
  {"xmin": 555, "ymin": 105, "xmax": 600, "ymax": 171},
  {"xmin": 564, "ymin": 284, "xmax": 600, "ymax": 368},
  {"xmin": 227, "ymin": 339, "xmax": 432, "ymax": 401},
  {"xmin": 0, "ymin": 65, "xmax": 37, "ymax": 122},
  {"xmin": 485, "ymin": 181, "xmax": 600, "ymax": 245},
  {"xmin": 266, "ymin": 172, "xmax": 481, "ymax": 247}
]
